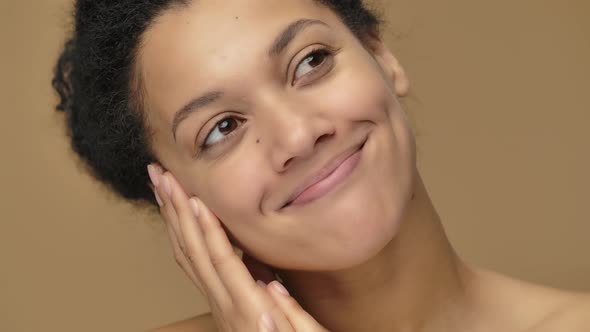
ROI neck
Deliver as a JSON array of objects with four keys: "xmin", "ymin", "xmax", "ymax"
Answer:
[{"xmin": 279, "ymin": 172, "xmax": 475, "ymax": 332}]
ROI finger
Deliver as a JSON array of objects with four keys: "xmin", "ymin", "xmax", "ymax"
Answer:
[
  {"xmin": 149, "ymin": 166, "xmax": 201, "ymax": 289},
  {"xmin": 164, "ymin": 220, "xmax": 204, "ymax": 294},
  {"xmin": 263, "ymin": 310, "xmax": 295, "ymax": 332},
  {"xmin": 147, "ymin": 164, "xmax": 164, "ymax": 207},
  {"xmin": 164, "ymin": 172, "xmax": 290, "ymax": 332},
  {"xmin": 153, "ymin": 175, "xmax": 207, "ymax": 296},
  {"xmin": 258, "ymin": 312, "xmax": 281, "ymax": 332},
  {"xmin": 150, "ymin": 165, "xmax": 199, "ymax": 289},
  {"xmin": 255, "ymin": 282, "xmax": 295, "ymax": 332},
  {"xmin": 149, "ymin": 164, "xmax": 186, "ymax": 251},
  {"xmin": 267, "ymin": 281, "xmax": 326, "ymax": 332},
  {"xmin": 195, "ymin": 197, "xmax": 262, "ymax": 303},
  {"xmin": 163, "ymin": 172, "xmax": 231, "ymax": 306}
]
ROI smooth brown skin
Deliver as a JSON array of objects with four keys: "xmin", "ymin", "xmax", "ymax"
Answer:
[
  {"xmin": 139, "ymin": 0, "xmax": 590, "ymax": 331},
  {"xmin": 149, "ymin": 166, "xmax": 328, "ymax": 331}
]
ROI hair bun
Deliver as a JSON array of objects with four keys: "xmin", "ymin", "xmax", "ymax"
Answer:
[{"xmin": 52, "ymin": 38, "xmax": 76, "ymax": 114}]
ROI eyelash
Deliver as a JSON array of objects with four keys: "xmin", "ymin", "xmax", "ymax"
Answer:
[
  {"xmin": 291, "ymin": 46, "xmax": 336, "ymax": 85},
  {"xmin": 195, "ymin": 46, "xmax": 337, "ymax": 156},
  {"xmin": 196, "ymin": 116, "xmax": 246, "ymax": 156}
]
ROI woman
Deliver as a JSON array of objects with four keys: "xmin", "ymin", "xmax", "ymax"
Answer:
[{"xmin": 52, "ymin": 0, "xmax": 589, "ymax": 331}]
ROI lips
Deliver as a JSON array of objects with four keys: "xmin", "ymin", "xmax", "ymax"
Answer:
[{"xmin": 282, "ymin": 139, "xmax": 366, "ymax": 208}]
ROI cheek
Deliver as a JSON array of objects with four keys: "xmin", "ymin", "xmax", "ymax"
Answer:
[
  {"xmin": 314, "ymin": 62, "xmax": 395, "ymax": 123},
  {"xmin": 202, "ymin": 152, "xmax": 265, "ymax": 226}
]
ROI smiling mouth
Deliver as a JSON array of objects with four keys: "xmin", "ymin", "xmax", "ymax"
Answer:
[{"xmin": 282, "ymin": 140, "xmax": 366, "ymax": 209}]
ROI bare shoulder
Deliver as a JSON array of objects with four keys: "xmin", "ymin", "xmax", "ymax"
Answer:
[
  {"xmin": 148, "ymin": 312, "xmax": 217, "ymax": 332},
  {"xmin": 469, "ymin": 268, "xmax": 590, "ymax": 331},
  {"xmin": 528, "ymin": 293, "xmax": 590, "ymax": 332}
]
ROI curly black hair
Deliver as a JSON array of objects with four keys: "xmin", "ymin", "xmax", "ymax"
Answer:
[{"xmin": 52, "ymin": 0, "xmax": 381, "ymax": 209}]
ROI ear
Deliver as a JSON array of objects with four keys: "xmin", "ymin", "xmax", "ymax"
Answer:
[{"xmin": 363, "ymin": 29, "xmax": 410, "ymax": 97}]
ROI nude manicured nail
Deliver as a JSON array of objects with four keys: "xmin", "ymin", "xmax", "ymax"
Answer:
[
  {"xmin": 189, "ymin": 198, "xmax": 200, "ymax": 218},
  {"xmin": 259, "ymin": 312, "xmax": 277, "ymax": 332},
  {"xmin": 271, "ymin": 281, "xmax": 290, "ymax": 296},
  {"xmin": 256, "ymin": 280, "xmax": 267, "ymax": 288},
  {"xmin": 147, "ymin": 165, "xmax": 159, "ymax": 187}
]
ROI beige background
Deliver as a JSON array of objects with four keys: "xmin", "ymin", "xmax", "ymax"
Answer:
[{"xmin": 1, "ymin": 0, "xmax": 588, "ymax": 331}]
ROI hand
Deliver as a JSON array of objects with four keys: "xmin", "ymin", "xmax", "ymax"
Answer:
[{"xmin": 147, "ymin": 164, "xmax": 328, "ymax": 332}]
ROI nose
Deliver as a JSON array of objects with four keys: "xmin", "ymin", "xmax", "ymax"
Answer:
[{"xmin": 264, "ymin": 100, "xmax": 336, "ymax": 173}]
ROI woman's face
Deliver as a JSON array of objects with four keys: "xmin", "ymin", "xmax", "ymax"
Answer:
[{"xmin": 140, "ymin": 0, "xmax": 416, "ymax": 270}]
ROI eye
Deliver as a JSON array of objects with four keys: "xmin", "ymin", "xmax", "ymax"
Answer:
[
  {"xmin": 202, "ymin": 116, "xmax": 245, "ymax": 149},
  {"xmin": 293, "ymin": 47, "xmax": 333, "ymax": 84}
]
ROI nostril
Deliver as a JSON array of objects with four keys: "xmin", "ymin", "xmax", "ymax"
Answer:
[
  {"xmin": 315, "ymin": 132, "xmax": 333, "ymax": 146},
  {"xmin": 284, "ymin": 157, "xmax": 294, "ymax": 169}
]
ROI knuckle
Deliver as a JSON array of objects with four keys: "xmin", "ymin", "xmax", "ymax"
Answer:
[
  {"xmin": 210, "ymin": 257, "xmax": 226, "ymax": 270},
  {"xmin": 187, "ymin": 251, "xmax": 198, "ymax": 263},
  {"xmin": 173, "ymin": 245, "xmax": 182, "ymax": 256},
  {"xmin": 184, "ymin": 246, "xmax": 198, "ymax": 263},
  {"xmin": 209, "ymin": 252, "xmax": 231, "ymax": 269},
  {"xmin": 173, "ymin": 249, "xmax": 185, "ymax": 264},
  {"xmin": 178, "ymin": 243, "xmax": 187, "ymax": 255}
]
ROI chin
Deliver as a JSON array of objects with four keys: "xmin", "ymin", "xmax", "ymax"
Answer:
[
  {"xmin": 316, "ymin": 182, "xmax": 413, "ymax": 271},
  {"xmin": 283, "ymin": 134, "xmax": 416, "ymax": 271}
]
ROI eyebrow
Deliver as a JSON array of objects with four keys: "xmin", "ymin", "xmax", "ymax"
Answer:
[
  {"xmin": 172, "ymin": 91, "xmax": 223, "ymax": 141},
  {"xmin": 268, "ymin": 18, "xmax": 328, "ymax": 57},
  {"xmin": 172, "ymin": 18, "xmax": 328, "ymax": 141}
]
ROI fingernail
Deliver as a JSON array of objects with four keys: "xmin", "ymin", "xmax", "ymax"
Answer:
[
  {"xmin": 189, "ymin": 198, "xmax": 200, "ymax": 218},
  {"xmin": 161, "ymin": 174, "xmax": 172, "ymax": 196},
  {"xmin": 153, "ymin": 189, "xmax": 163, "ymax": 207},
  {"xmin": 256, "ymin": 280, "xmax": 267, "ymax": 289},
  {"xmin": 271, "ymin": 281, "xmax": 289, "ymax": 296},
  {"xmin": 259, "ymin": 313, "xmax": 277, "ymax": 332},
  {"xmin": 147, "ymin": 165, "xmax": 159, "ymax": 187}
]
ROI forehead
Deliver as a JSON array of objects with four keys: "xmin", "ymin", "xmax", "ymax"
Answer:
[
  {"xmin": 143, "ymin": 0, "xmax": 336, "ymax": 49},
  {"xmin": 138, "ymin": 0, "xmax": 344, "ymax": 123}
]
